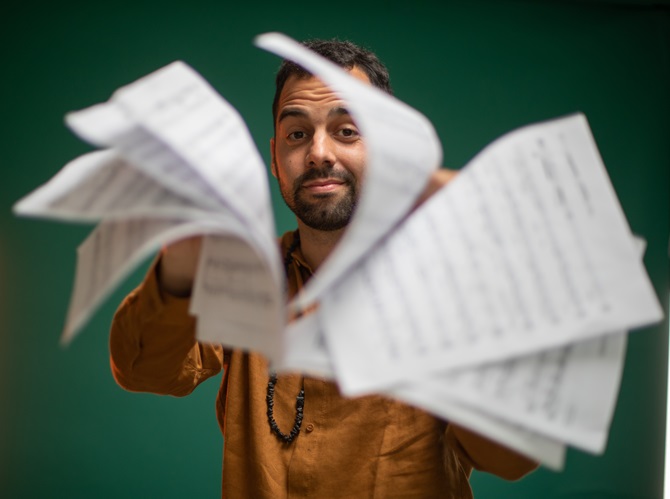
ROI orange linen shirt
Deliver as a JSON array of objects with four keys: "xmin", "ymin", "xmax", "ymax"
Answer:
[{"xmin": 110, "ymin": 231, "xmax": 536, "ymax": 498}]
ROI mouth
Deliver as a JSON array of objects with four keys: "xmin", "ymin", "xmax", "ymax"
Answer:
[{"xmin": 301, "ymin": 178, "xmax": 346, "ymax": 193}]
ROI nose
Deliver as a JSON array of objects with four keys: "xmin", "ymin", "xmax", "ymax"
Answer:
[{"xmin": 306, "ymin": 130, "xmax": 336, "ymax": 168}]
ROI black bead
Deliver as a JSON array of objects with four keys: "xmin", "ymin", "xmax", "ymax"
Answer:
[{"xmin": 266, "ymin": 371, "xmax": 304, "ymax": 444}]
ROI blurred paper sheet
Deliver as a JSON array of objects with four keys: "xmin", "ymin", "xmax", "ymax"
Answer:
[
  {"xmin": 398, "ymin": 237, "xmax": 646, "ymax": 459},
  {"xmin": 14, "ymin": 150, "xmax": 212, "ymax": 222},
  {"xmin": 425, "ymin": 333, "xmax": 627, "ymax": 454},
  {"xmin": 320, "ymin": 114, "xmax": 662, "ymax": 395},
  {"xmin": 16, "ymin": 61, "xmax": 282, "ymax": 351},
  {"xmin": 64, "ymin": 218, "xmax": 233, "ymax": 343},
  {"xmin": 192, "ymin": 234, "xmax": 285, "ymax": 361},
  {"xmin": 66, "ymin": 61, "xmax": 274, "ymax": 234}
]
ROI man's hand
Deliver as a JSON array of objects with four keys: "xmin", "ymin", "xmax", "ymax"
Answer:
[
  {"xmin": 414, "ymin": 168, "xmax": 458, "ymax": 209},
  {"xmin": 157, "ymin": 236, "xmax": 203, "ymax": 297}
]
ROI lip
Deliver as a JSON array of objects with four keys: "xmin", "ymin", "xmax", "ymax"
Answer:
[{"xmin": 301, "ymin": 179, "xmax": 345, "ymax": 193}]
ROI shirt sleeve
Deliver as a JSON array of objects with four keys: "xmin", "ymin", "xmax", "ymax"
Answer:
[
  {"xmin": 445, "ymin": 424, "xmax": 539, "ymax": 481},
  {"xmin": 109, "ymin": 258, "xmax": 225, "ymax": 397}
]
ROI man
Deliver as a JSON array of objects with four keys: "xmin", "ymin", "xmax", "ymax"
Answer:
[{"xmin": 110, "ymin": 39, "xmax": 537, "ymax": 498}]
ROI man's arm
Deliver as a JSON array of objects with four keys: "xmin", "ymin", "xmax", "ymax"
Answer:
[
  {"xmin": 446, "ymin": 424, "xmax": 539, "ymax": 481},
  {"xmin": 110, "ymin": 238, "xmax": 224, "ymax": 396},
  {"xmin": 156, "ymin": 237, "xmax": 203, "ymax": 297}
]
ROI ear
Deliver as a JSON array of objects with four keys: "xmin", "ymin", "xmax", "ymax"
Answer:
[{"xmin": 270, "ymin": 137, "xmax": 278, "ymax": 178}]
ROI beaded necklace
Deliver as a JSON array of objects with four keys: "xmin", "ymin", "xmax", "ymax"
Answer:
[{"xmin": 266, "ymin": 231, "xmax": 305, "ymax": 444}]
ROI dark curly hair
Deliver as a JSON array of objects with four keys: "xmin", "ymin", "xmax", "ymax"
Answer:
[{"xmin": 272, "ymin": 38, "xmax": 392, "ymax": 126}]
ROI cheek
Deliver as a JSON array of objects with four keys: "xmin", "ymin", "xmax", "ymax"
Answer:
[
  {"xmin": 276, "ymin": 145, "xmax": 302, "ymax": 172},
  {"xmin": 277, "ymin": 159, "xmax": 300, "ymax": 182},
  {"xmin": 274, "ymin": 157, "xmax": 301, "ymax": 193},
  {"xmin": 341, "ymin": 146, "xmax": 367, "ymax": 182}
]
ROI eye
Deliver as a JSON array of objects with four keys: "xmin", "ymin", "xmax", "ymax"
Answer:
[
  {"xmin": 287, "ymin": 130, "xmax": 307, "ymax": 141},
  {"xmin": 288, "ymin": 131, "xmax": 305, "ymax": 140},
  {"xmin": 336, "ymin": 127, "xmax": 360, "ymax": 140}
]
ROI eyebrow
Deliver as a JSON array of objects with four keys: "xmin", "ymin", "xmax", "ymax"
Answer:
[
  {"xmin": 277, "ymin": 106, "xmax": 352, "ymax": 125},
  {"xmin": 328, "ymin": 107, "xmax": 351, "ymax": 118},
  {"xmin": 277, "ymin": 108, "xmax": 307, "ymax": 124}
]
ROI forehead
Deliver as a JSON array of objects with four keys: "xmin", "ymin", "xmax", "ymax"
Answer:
[{"xmin": 276, "ymin": 66, "xmax": 370, "ymax": 120}]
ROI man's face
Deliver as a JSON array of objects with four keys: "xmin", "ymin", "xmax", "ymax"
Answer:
[{"xmin": 271, "ymin": 67, "xmax": 369, "ymax": 231}]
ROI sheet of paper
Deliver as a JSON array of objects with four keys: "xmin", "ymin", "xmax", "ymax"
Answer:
[
  {"xmin": 319, "ymin": 113, "xmax": 662, "ymax": 395},
  {"xmin": 278, "ymin": 310, "xmax": 335, "ymax": 379},
  {"xmin": 392, "ymin": 382, "xmax": 567, "ymax": 470},
  {"xmin": 278, "ymin": 271, "xmax": 628, "ymax": 467},
  {"xmin": 68, "ymin": 112, "xmax": 226, "ymax": 213},
  {"xmin": 256, "ymin": 33, "xmax": 442, "ymax": 312},
  {"xmin": 64, "ymin": 62, "xmax": 278, "ymax": 289},
  {"xmin": 16, "ymin": 61, "xmax": 283, "ymax": 351},
  {"xmin": 191, "ymin": 233, "xmax": 285, "ymax": 361},
  {"xmin": 13, "ymin": 150, "xmax": 212, "ymax": 222},
  {"xmin": 66, "ymin": 61, "xmax": 274, "ymax": 238},
  {"xmin": 63, "ymin": 217, "xmax": 233, "ymax": 343},
  {"xmin": 405, "ymin": 237, "xmax": 645, "ymax": 457},
  {"xmin": 421, "ymin": 333, "xmax": 626, "ymax": 454}
]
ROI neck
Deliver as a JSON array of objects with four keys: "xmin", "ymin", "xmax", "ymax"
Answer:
[{"xmin": 296, "ymin": 221, "xmax": 345, "ymax": 270}]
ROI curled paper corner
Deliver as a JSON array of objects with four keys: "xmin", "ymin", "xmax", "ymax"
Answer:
[
  {"xmin": 59, "ymin": 315, "xmax": 83, "ymax": 348},
  {"xmin": 65, "ymin": 101, "xmax": 130, "ymax": 148},
  {"xmin": 253, "ymin": 32, "xmax": 287, "ymax": 51},
  {"xmin": 59, "ymin": 329, "xmax": 75, "ymax": 348},
  {"xmin": 12, "ymin": 196, "xmax": 31, "ymax": 217},
  {"xmin": 64, "ymin": 60, "xmax": 196, "ymax": 148}
]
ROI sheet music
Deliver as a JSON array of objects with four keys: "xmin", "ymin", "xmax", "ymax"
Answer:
[
  {"xmin": 13, "ymin": 150, "xmax": 212, "ymax": 222},
  {"xmin": 413, "ymin": 239, "xmax": 646, "ymax": 458},
  {"xmin": 63, "ymin": 218, "xmax": 231, "ymax": 343},
  {"xmin": 16, "ymin": 61, "xmax": 283, "ymax": 348},
  {"xmin": 417, "ymin": 333, "xmax": 627, "ymax": 454},
  {"xmin": 67, "ymin": 107, "xmax": 225, "ymax": 212},
  {"xmin": 191, "ymin": 234, "xmax": 285, "ymax": 361},
  {"xmin": 320, "ymin": 114, "xmax": 662, "ymax": 396},
  {"xmin": 66, "ymin": 61, "xmax": 276, "ymax": 252}
]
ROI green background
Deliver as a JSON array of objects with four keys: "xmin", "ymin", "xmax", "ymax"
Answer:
[{"xmin": 2, "ymin": 0, "xmax": 668, "ymax": 497}]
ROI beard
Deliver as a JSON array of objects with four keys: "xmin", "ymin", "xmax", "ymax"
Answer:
[{"xmin": 281, "ymin": 167, "xmax": 358, "ymax": 231}]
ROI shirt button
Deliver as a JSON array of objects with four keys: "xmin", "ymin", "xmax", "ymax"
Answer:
[{"xmin": 305, "ymin": 423, "xmax": 314, "ymax": 433}]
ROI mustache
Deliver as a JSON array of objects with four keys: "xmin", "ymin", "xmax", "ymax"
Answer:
[{"xmin": 293, "ymin": 168, "xmax": 355, "ymax": 192}]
